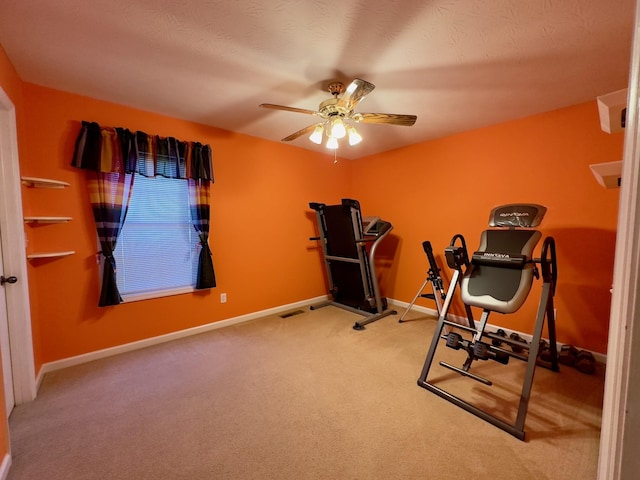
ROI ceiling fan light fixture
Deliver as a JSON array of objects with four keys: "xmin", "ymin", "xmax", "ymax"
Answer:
[
  {"xmin": 326, "ymin": 137, "xmax": 339, "ymax": 149},
  {"xmin": 330, "ymin": 117, "xmax": 346, "ymax": 139},
  {"xmin": 347, "ymin": 126, "xmax": 362, "ymax": 146},
  {"xmin": 261, "ymin": 78, "xmax": 416, "ymax": 150},
  {"xmin": 309, "ymin": 124, "xmax": 324, "ymax": 144}
]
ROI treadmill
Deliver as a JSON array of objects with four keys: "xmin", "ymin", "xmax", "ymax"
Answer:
[{"xmin": 309, "ymin": 198, "xmax": 397, "ymax": 330}]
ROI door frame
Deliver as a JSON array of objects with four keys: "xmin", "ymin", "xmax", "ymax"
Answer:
[
  {"xmin": 0, "ymin": 86, "xmax": 37, "ymax": 406},
  {"xmin": 598, "ymin": 0, "xmax": 640, "ymax": 477}
]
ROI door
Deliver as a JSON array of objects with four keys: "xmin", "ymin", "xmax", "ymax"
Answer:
[
  {"xmin": 0, "ymin": 234, "xmax": 14, "ymax": 417},
  {"xmin": 0, "ymin": 85, "xmax": 37, "ymax": 413}
]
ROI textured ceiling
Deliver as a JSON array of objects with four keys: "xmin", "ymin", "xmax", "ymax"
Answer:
[{"xmin": 0, "ymin": 0, "xmax": 635, "ymax": 159}]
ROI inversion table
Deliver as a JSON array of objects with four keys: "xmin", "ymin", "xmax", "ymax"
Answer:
[{"xmin": 417, "ymin": 203, "xmax": 558, "ymax": 440}]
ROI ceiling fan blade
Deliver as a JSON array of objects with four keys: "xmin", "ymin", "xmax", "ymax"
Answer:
[
  {"xmin": 281, "ymin": 124, "xmax": 317, "ymax": 142},
  {"xmin": 337, "ymin": 79, "xmax": 375, "ymax": 111},
  {"xmin": 356, "ymin": 113, "xmax": 417, "ymax": 126},
  {"xmin": 259, "ymin": 103, "xmax": 318, "ymax": 115}
]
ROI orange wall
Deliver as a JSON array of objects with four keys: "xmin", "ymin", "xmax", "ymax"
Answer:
[
  {"xmin": 20, "ymin": 83, "xmax": 351, "ymax": 368},
  {"xmin": 351, "ymin": 102, "xmax": 622, "ymax": 353}
]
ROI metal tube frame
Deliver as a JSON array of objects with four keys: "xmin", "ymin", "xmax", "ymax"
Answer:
[
  {"xmin": 398, "ymin": 241, "xmax": 445, "ymax": 323},
  {"xmin": 417, "ymin": 235, "xmax": 558, "ymax": 441}
]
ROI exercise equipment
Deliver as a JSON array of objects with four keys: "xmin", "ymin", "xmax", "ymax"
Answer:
[
  {"xmin": 417, "ymin": 204, "xmax": 558, "ymax": 440},
  {"xmin": 309, "ymin": 199, "xmax": 397, "ymax": 330},
  {"xmin": 399, "ymin": 240, "xmax": 476, "ymax": 325},
  {"xmin": 398, "ymin": 241, "xmax": 446, "ymax": 322}
]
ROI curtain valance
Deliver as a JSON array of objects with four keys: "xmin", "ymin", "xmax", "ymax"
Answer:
[{"xmin": 72, "ymin": 121, "xmax": 213, "ymax": 181}]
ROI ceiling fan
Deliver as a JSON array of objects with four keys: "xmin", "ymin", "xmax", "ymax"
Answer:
[{"xmin": 259, "ymin": 78, "xmax": 417, "ymax": 149}]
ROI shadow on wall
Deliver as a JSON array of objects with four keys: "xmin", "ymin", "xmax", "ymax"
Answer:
[
  {"xmin": 375, "ymin": 233, "xmax": 400, "ymax": 299},
  {"xmin": 389, "ymin": 225, "xmax": 616, "ymax": 354},
  {"xmin": 540, "ymin": 226, "xmax": 616, "ymax": 353}
]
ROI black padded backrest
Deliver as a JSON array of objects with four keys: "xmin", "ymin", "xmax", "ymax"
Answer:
[
  {"xmin": 460, "ymin": 203, "xmax": 547, "ymax": 314},
  {"xmin": 461, "ymin": 228, "xmax": 541, "ymax": 314}
]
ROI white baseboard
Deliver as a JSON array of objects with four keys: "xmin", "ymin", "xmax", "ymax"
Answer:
[
  {"xmin": 390, "ymin": 298, "xmax": 439, "ymax": 318},
  {"xmin": 34, "ymin": 294, "xmax": 605, "ymax": 390},
  {"xmin": 388, "ymin": 298, "xmax": 607, "ymax": 364},
  {"xmin": 37, "ymin": 295, "xmax": 328, "ymax": 385},
  {"xmin": 0, "ymin": 454, "xmax": 11, "ymax": 480}
]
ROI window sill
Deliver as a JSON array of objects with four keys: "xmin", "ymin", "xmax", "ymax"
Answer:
[{"xmin": 121, "ymin": 286, "xmax": 196, "ymax": 303}]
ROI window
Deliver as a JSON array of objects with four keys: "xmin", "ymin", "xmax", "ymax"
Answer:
[
  {"xmin": 112, "ymin": 174, "xmax": 200, "ymax": 300},
  {"xmin": 73, "ymin": 122, "xmax": 215, "ymax": 306}
]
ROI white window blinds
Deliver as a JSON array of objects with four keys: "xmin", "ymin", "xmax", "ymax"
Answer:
[{"xmin": 113, "ymin": 174, "xmax": 199, "ymax": 298}]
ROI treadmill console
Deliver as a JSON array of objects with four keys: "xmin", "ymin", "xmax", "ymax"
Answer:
[
  {"xmin": 362, "ymin": 216, "xmax": 381, "ymax": 234},
  {"xmin": 362, "ymin": 216, "xmax": 391, "ymax": 236}
]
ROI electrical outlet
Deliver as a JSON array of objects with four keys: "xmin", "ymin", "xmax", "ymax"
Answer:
[{"xmin": 220, "ymin": 293, "xmax": 227, "ymax": 303}]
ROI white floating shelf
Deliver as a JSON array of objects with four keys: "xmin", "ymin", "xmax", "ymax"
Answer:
[
  {"xmin": 24, "ymin": 216, "xmax": 72, "ymax": 224},
  {"xmin": 21, "ymin": 176, "xmax": 70, "ymax": 188},
  {"xmin": 27, "ymin": 251, "xmax": 76, "ymax": 260},
  {"xmin": 597, "ymin": 88, "xmax": 628, "ymax": 134},
  {"xmin": 590, "ymin": 161, "xmax": 622, "ymax": 189}
]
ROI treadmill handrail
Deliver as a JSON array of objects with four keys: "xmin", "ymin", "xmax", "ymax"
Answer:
[
  {"xmin": 367, "ymin": 223, "xmax": 393, "ymax": 313},
  {"xmin": 354, "ymin": 236, "xmax": 377, "ymax": 243}
]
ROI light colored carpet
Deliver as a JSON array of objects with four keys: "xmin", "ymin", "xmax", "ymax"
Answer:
[{"xmin": 7, "ymin": 306, "xmax": 604, "ymax": 479}]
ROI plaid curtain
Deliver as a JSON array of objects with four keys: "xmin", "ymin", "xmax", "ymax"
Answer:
[
  {"xmin": 73, "ymin": 124, "xmax": 136, "ymax": 306},
  {"xmin": 189, "ymin": 178, "xmax": 216, "ymax": 288},
  {"xmin": 188, "ymin": 142, "xmax": 215, "ymax": 288},
  {"xmin": 88, "ymin": 171, "xmax": 135, "ymax": 306},
  {"xmin": 72, "ymin": 121, "xmax": 215, "ymax": 305}
]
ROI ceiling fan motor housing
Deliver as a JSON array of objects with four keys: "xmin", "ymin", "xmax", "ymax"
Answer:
[
  {"xmin": 319, "ymin": 98, "xmax": 348, "ymax": 118},
  {"xmin": 327, "ymin": 81, "xmax": 345, "ymax": 97}
]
